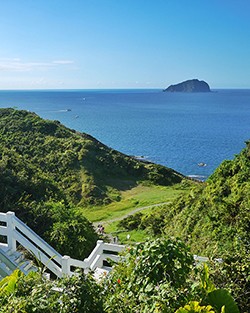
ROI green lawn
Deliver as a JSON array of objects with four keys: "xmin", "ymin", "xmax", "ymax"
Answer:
[
  {"xmin": 81, "ymin": 182, "xmax": 191, "ymax": 223},
  {"xmin": 80, "ymin": 182, "xmax": 192, "ymax": 244},
  {"xmin": 103, "ymin": 220, "xmax": 149, "ymax": 244}
]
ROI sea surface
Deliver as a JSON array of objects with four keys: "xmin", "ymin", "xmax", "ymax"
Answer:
[{"xmin": 1, "ymin": 89, "xmax": 250, "ymax": 180}]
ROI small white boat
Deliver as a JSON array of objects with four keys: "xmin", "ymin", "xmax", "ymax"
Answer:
[{"xmin": 198, "ymin": 162, "xmax": 207, "ymax": 167}]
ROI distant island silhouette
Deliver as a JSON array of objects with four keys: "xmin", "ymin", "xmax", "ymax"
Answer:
[{"xmin": 164, "ymin": 79, "xmax": 211, "ymax": 92}]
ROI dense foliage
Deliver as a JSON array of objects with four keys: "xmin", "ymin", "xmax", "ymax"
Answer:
[
  {"xmin": 103, "ymin": 237, "xmax": 195, "ymax": 312},
  {"xmin": 0, "ymin": 238, "xmax": 240, "ymax": 313},
  {"xmin": 34, "ymin": 201, "xmax": 99, "ymax": 259},
  {"xmin": 162, "ymin": 143, "xmax": 250, "ymax": 257},
  {"xmin": 0, "ymin": 270, "xmax": 104, "ymax": 312},
  {"xmin": 118, "ymin": 142, "xmax": 250, "ymax": 254},
  {"xmin": 103, "ymin": 238, "xmax": 239, "ymax": 312}
]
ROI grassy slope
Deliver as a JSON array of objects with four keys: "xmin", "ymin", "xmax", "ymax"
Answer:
[
  {"xmin": 0, "ymin": 108, "xmax": 189, "ymax": 258},
  {"xmin": 102, "ymin": 182, "xmax": 192, "ymax": 244},
  {"xmin": 82, "ymin": 184, "xmax": 186, "ymax": 222}
]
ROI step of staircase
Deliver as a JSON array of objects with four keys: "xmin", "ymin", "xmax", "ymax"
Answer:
[
  {"xmin": 0, "ymin": 247, "xmax": 37, "ymax": 280},
  {"xmin": 6, "ymin": 249, "xmax": 24, "ymax": 263},
  {"xmin": 0, "ymin": 261, "xmax": 12, "ymax": 278}
]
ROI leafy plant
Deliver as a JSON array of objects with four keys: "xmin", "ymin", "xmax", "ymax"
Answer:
[
  {"xmin": 0, "ymin": 270, "xmax": 104, "ymax": 313},
  {"xmin": 206, "ymin": 289, "xmax": 239, "ymax": 313},
  {"xmin": 175, "ymin": 301, "xmax": 215, "ymax": 313},
  {"xmin": 0, "ymin": 269, "xmax": 23, "ymax": 305},
  {"xmin": 133, "ymin": 141, "xmax": 250, "ymax": 310},
  {"xmin": 208, "ymin": 241, "xmax": 250, "ymax": 313},
  {"xmin": 175, "ymin": 264, "xmax": 240, "ymax": 313},
  {"xmin": 103, "ymin": 237, "xmax": 195, "ymax": 312}
]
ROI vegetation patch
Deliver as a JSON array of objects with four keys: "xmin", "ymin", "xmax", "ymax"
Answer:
[
  {"xmin": 0, "ymin": 108, "xmax": 184, "ymax": 258},
  {"xmin": 81, "ymin": 183, "xmax": 190, "ymax": 222},
  {"xmin": 0, "ymin": 238, "xmax": 242, "ymax": 313}
]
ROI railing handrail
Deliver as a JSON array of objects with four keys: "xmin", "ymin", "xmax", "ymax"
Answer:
[
  {"xmin": 0, "ymin": 211, "xmax": 126, "ymax": 277},
  {"xmin": 0, "ymin": 211, "xmax": 215, "ymax": 278},
  {"xmin": 83, "ymin": 240, "xmax": 104, "ymax": 265},
  {"xmin": 13, "ymin": 216, "xmax": 62, "ymax": 264},
  {"xmin": 103, "ymin": 242, "xmax": 125, "ymax": 252},
  {"xmin": 0, "ymin": 212, "xmax": 8, "ymax": 222},
  {"xmin": 13, "ymin": 229, "xmax": 62, "ymax": 277},
  {"xmin": 0, "ymin": 211, "xmax": 64, "ymax": 276}
]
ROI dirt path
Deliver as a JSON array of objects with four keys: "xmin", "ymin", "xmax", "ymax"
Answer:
[{"xmin": 93, "ymin": 201, "xmax": 169, "ymax": 227}]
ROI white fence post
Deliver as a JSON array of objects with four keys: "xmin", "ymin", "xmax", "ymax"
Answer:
[
  {"xmin": 96, "ymin": 240, "xmax": 104, "ymax": 249},
  {"xmin": 6, "ymin": 211, "xmax": 16, "ymax": 252},
  {"xmin": 61, "ymin": 255, "xmax": 71, "ymax": 276}
]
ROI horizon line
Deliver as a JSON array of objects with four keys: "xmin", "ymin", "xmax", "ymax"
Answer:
[{"xmin": 0, "ymin": 87, "xmax": 250, "ymax": 91}]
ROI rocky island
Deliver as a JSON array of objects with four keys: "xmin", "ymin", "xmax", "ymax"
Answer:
[{"xmin": 164, "ymin": 79, "xmax": 211, "ymax": 92}]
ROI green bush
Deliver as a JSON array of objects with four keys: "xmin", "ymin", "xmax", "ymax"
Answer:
[
  {"xmin": 0, "ymin": 270, "xmax": 104, "ymax": 313},
  {"xmin": 35, "ymin": 201, "xmax": 98, "ymax": 260},
  {"xmin": 208, "ymin": 241, "xmax": 250, "ymax": 313},
  {"xmin": 118, "ymin": 212, "xmax": 143, "ymax": 230},
  {"xmin": 103, "ymin": 237, "xmax": 195, "ymax": 312}
]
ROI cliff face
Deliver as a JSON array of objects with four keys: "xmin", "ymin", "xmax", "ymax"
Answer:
[{"xmin": 164, "ymin": 79, "xmax": 211, "ymax": 92}]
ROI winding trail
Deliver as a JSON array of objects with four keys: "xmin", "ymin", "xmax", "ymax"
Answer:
[{"xmin": 93, "ymin": 201, "xmax": 170, "ymax": 226}]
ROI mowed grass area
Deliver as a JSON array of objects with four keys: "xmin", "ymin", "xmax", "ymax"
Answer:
[{"xmin": 81, "ymin": 182, "xmax": 191, "ymax": 223}]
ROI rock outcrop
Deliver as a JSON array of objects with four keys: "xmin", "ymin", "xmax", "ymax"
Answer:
[{"xmin": 164, "ymin": 79, "xmax": 211, "ymax": 92}]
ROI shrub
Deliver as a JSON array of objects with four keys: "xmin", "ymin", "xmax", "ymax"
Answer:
[
  {"xmin": 103, "ymin": 237, "xmax": 195, "ymax": 312},
  {"xmin": 0, "ymin": 270, "xmax": 104, "ymax": 313}
]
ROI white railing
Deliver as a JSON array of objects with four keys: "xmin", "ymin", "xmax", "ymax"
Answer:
[
  {"xmin": 83, "ymin": 240, "xmax": 124, "ymax": 271},
  {"xmin": 0, "ymin": 211, "xmax": 124, "ymax": 277},
  {"xmin": 0, "ymin": 211, "xmax": 213, "ymax": 278}
]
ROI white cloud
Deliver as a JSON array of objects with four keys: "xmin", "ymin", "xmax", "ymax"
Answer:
[
  {"xmin": 52, "ymin": 60, "xmax": 74, "ymax": 65},
  {"xmin": 0, "ymin": 58, "xmax": 74, "ymax": 72}
]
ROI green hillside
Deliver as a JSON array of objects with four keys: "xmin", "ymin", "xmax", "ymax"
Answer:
[
  {"xmin": 124, "ymin": 142, "xmax": 250, "ymax": 257},
  {"xmin": 0, "ymin": 108, "xmax": 183, "ymax": 209},
  {"xmin": 0, "ymin": 108, "xmax": 248, "ymax": 311},
  {"xmin": 0, "ymin": 108, "xmax": 183, "ymax": 257},
  {"xmin": 163, "ymin": 142, "xmax": 250, "ymax": 256}
]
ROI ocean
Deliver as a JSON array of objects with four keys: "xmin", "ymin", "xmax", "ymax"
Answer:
[{"xmin": 1, "ymin": 89, "xmax": 250, "ymax": 180}]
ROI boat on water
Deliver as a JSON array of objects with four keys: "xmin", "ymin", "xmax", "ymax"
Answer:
[{"xmin": 198, "ymin": 162, "xmax": 207, "ymax": 167}]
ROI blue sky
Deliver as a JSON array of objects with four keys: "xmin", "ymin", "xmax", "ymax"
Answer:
[{"xmin": 0, "ymin": 0, "xmax": 250, "ymax": 89}]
